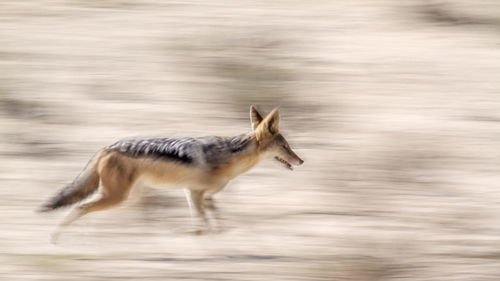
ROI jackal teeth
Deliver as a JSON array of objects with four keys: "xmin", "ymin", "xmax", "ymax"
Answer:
[{"xmin": 275, "ymin": 156, "xmax": 293, "ymax": 170}]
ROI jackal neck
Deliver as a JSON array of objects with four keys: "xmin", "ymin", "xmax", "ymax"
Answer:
[{"xmin": 226, "ymin": 133, "xmax": 256, "ymax": 154}]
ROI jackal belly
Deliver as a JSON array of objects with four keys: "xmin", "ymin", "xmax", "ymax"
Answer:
[{"xmin": 134, "ymin": 158, "xmax": 204, "ymax": 188}]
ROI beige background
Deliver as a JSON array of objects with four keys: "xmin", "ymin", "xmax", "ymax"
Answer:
[{"xmin": 1, "ymin": 0, "xmax": 500, "ymax": 280}]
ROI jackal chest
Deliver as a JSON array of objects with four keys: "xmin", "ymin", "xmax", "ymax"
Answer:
[{"xmin": 211, "ymin": 156, "xmax": 260, "ymax": 180}]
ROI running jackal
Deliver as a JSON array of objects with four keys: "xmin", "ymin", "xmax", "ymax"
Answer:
[{"xmin": 39, "ymin": 106, "xmax": 303, "ymax": 240}]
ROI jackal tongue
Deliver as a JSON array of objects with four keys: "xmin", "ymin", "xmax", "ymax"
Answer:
[{"xmin": 275, "ymin": 156, "xmax": 293, "ymax": 170}]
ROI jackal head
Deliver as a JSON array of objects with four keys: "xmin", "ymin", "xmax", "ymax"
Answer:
[{"xmin": 250, "ymin": 105, "xmax": 304, "ymax": 170}]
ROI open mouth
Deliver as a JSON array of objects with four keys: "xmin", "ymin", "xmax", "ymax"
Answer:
[{"xmin": 275, "ymin": 156, "xmax": 293, "ymax": 170}]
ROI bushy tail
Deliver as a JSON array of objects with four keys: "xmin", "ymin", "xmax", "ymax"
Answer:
[{"xmin": 38, "ymin": 151, "xmax": 103, "ymax": 212}]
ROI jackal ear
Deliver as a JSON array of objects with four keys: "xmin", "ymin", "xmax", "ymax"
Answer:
[
  {"xmin": 263, "ymin": 107, "xmax": 280, "ymax": 135},
  {"xmin": 250, "ymin": 105, "xmax": 264, "ymax": 130}
]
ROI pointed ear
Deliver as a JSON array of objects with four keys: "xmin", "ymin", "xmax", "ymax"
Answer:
[
  {"xmin": 250, "ymin": 105, "xmax": 264, "ymax": 130},
  {"xmin": 263, "ymin": 107, "xmax": 280, "ymax": 134}
]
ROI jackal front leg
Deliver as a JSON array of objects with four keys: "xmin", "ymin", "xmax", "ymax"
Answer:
[
  {"xmin": 202, "ymin": 181, "xmax": 227, "ymax": 232},
  {"xmin": 184, "ymin": 189, "xmax": 209, "ymax": 234},
  {"xmin": 204, "ymin": 196, "xmax": 224, "ymax": 232}
]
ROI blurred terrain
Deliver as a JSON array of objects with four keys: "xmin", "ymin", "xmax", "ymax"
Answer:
[{"xmin": 2, "ymin": 0, "xmax": 500, "ymax": 280}]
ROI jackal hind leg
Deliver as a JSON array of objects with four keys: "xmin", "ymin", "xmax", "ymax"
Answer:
[
  {"xmin": 52, "ymin": 167, "xmax": 134, "ymax": 243},
  {"xmin": 51, "ymin": 191, "xmax": 130, "ymax": 244}
]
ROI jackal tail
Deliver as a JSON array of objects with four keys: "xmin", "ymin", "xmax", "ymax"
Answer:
[{"xmin": 38, "ymin": 151, "xmax": 104, "ymax": 212}]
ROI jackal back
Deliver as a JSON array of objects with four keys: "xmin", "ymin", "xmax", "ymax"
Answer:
[{"xmin": 106, "ymin": 134, "xmax": 254, "ymax": 169}]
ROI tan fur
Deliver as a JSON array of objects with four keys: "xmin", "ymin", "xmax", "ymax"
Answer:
[
  {"xmin": 212, "ymin": 151, "xmax": 260, "ymax": 179},
  {"xmin": 45, "ymin": 105, "xmax": 303, "ymax": 242}
]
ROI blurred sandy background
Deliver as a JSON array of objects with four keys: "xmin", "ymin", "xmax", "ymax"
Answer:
[{"xmin": 2, "ymin": 0, "xmax": 500, "ymax": 280}]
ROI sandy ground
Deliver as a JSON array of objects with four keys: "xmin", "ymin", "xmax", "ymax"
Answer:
[{"xmin": 2, "ymin": 0, "xmax": 500, "ymax": 280}]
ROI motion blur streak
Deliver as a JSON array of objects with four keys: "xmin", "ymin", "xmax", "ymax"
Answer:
[{"xmin": 1, "ymin": 0, "xmax": 500, "ymax": 280}]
